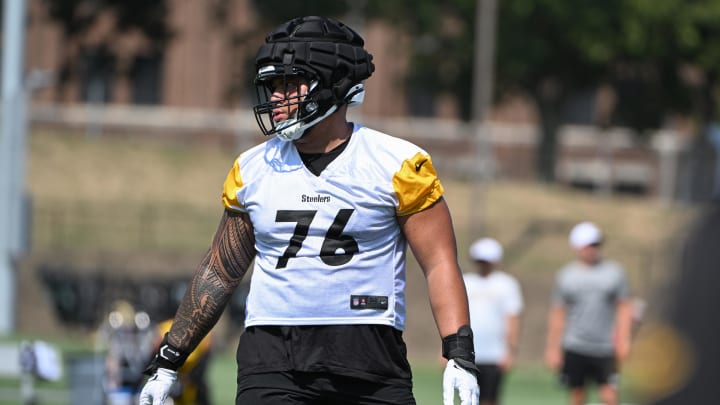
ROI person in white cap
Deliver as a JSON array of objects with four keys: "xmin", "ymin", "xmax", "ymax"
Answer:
[
  {"xmin": 544, "ymin": 222, "xmax": 633, "ymax": 405},
  {"xmin": 463, "ymin": 238, "xmax": 524, "ymax": 405}
]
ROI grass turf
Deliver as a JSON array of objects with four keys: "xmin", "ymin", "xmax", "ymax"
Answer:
[
  {"xmin": 0, "ymin": 344, "xmax": 640, "ymax": 405},
  {"xmin": 206, "ymin": 352, "xmax": 606, "ymax": 405}
]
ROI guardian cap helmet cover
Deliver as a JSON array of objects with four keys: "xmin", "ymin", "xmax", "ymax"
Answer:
[{"xmin": 253, "ymin": 16, "xmax": 375, "ymax": 141}]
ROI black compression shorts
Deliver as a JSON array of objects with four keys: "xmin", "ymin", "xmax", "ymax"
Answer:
[
  {"xmin": 235, "ymin": 325, "xmax": 415, "ymax": 404},
  {"xmin": 475, "ymin": 364, "xmax": 504, "ymax": 402},
  {"xmin": 236, "ymin": 371, "xmax": 416, "ymax": 405},
  {"xmin": 560, "ymin": 350, "xmax": 617, "ymax": 388}
]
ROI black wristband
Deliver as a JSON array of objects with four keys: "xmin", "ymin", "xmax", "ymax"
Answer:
[
  {"xmin": 442, "ymin": 325, "xmax": 475, "ymax": 363},
  {"xmin": 143, "ymin": 333, "xmax": 189, "ymax": 375}
]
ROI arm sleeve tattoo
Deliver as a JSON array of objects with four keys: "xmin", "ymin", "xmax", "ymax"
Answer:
[{"xmin": 167, "ymin": 209, "xmax": 255, "ymax": 352}]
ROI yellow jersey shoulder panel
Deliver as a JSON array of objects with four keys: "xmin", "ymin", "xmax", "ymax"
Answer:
[
  {"xmin": 392, "ymin": 152, "xmax": 444, "ymax": 216},
  {"xmin": 222, "ymin": 158, "xmax": 244, "ymax": 211}
]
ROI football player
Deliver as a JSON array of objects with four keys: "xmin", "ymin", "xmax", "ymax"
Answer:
[{"xmin": 139, "ymin": 15, "xmax": 478, "ymax": 405}]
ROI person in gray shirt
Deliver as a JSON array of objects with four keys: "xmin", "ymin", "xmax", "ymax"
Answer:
[{"xmin": 544, "ymin": 221, "xmax": 633, "ymax": 405}]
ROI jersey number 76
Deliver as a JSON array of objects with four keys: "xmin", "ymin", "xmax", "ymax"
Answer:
[{"xmin": 275, "ymin": 209, "xmax": 359, "ymax": 269}]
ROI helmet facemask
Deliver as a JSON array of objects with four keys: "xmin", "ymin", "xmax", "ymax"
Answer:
[{"xmin": 253, "ymin": 65, "xmax": 335, "ymax": 142}]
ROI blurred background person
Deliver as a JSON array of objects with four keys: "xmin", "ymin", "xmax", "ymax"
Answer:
[
  {"xmin": 463, "ymin": 238, "xmax": 524, "ymax": 405},
  {"xmin": 97, "ymin": 300, "xmax": 155, "ymax": 405},
  {"xmin": 544, "ymin": 222, "xmax": 633, "ymax": 405}
]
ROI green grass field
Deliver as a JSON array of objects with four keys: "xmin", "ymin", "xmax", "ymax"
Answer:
[
  {"xmin": 0, "ymin": 346, "xmax": 636, "ymax": 405},
  {"xmin": 205, "ymin": 350, "xmax": 622, "ymax": 405},
  {"xmin": 0, "ymin": 362, "xmax": 570, "ymax": 405}
]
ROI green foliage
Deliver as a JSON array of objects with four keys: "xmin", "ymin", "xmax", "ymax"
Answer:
[
  {"xmin": 611, "ymin": 0, "xmax": 720, "ymax": 124},
  {"xmin": 360, "ymin": 0, "xmax": 720, "ymax": 128},
  {"xmin": 497, "ymin": 0, "xmax": 718, "ymax": 129},
  {"xmin": 351, "ymin": 0, "xmax": 720, "ymax": 180}
]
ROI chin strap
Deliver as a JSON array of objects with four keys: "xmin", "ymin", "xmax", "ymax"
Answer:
[
  {"xmin": 275, "ymin": 83, "xmax": 364, "ymax": 142},
  {"xmin": 143, "ymin": 333, "xmax": 190, "ymax": 375},
  {"xmin": 442, "ymin": 325, "xmax": 477, "ymax": 370},
  {"xmin": 275, "ymin": 104, "xmax": 339, "ymax": 142}
]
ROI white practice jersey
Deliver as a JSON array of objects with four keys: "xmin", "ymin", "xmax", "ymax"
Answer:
[
  {"xmin": 464, "ymin": 271, "xmax": 523, "ymax": 364},
  {"xmin": 222, "ymin": 124, "xmax": 444, "ymax": 330}
]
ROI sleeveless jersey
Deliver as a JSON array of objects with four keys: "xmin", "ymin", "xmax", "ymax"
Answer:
[{"xmin": 222, "ymin": 124, "xmax": 444, "ymax": 330}]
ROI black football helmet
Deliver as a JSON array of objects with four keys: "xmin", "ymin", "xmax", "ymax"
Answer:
[{"xmin": 253, "ymin": 16, "xmax": 375, "ymax": 141}]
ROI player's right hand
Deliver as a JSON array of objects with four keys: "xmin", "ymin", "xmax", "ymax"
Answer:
[
  {"xmin": 138, "ymin": 368, "xmax": 177, "ymax": 405},
  {"xmin": 442, "ymin": 358, "xmax": 479, "ymax": 405}
]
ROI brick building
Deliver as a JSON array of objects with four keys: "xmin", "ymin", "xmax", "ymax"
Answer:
[{"xmin": 25, "ymin": 0, "xmax": 409, "ymax": 117}]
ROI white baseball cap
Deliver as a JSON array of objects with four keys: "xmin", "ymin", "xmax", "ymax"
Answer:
[
  {"xmin": 469, "ymin": 238, "xmax": 503, "ymax": 263},
  {"xmin": 569, "ymin": 221, "xmax": 603, "ymax": 249}
]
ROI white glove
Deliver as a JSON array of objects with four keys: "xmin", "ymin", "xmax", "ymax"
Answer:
[
  {"xmin": 442, "ymin": 359, "xmax": 479, "ymax": 405},
  {"xmin": 138, "ymin": 368, "xmax": 177, "ymax": 405}
]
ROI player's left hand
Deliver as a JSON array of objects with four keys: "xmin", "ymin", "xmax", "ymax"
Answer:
[{"xmin": 442, "ymin": 358, "xmax": 479, "ymax": 405}]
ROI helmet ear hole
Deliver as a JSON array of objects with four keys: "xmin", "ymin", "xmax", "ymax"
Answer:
[{"xmin": 305, "ymin": 101, "xmax": 318, "ymax": 113}]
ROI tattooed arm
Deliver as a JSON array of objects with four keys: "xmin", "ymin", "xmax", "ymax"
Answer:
[{"xmin": 166, "ymin": 209, "xmax": 256, "ymax": 353}]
